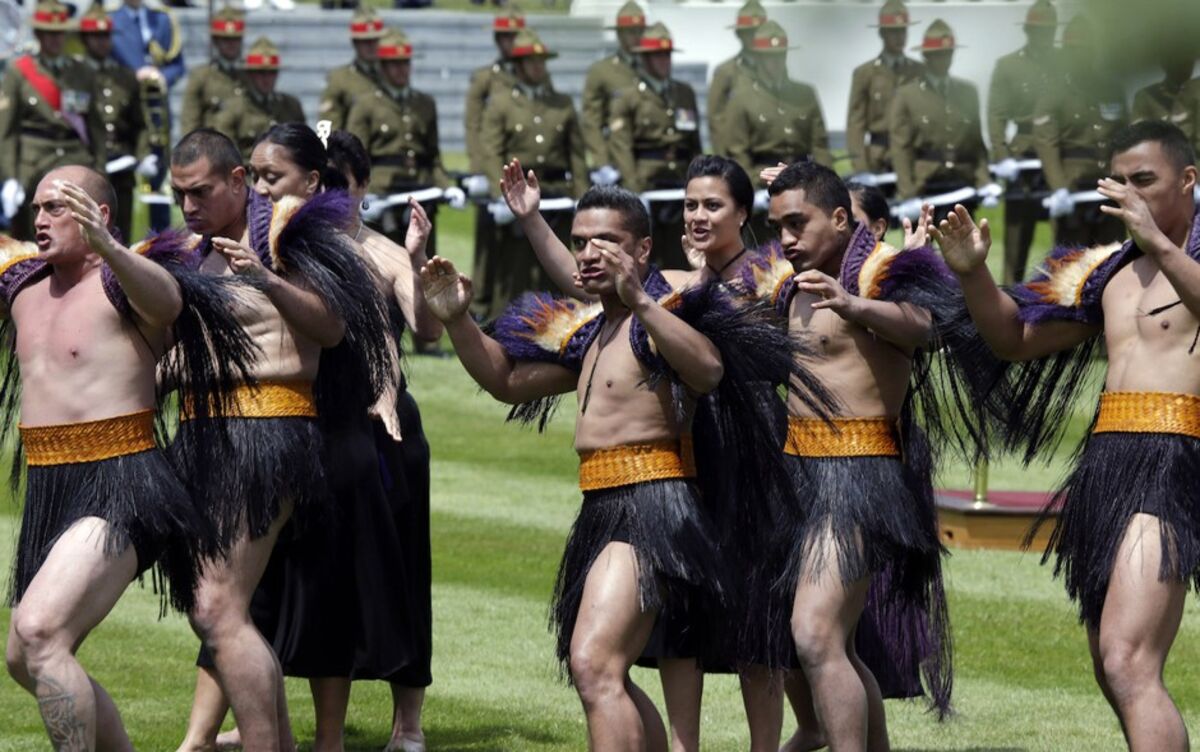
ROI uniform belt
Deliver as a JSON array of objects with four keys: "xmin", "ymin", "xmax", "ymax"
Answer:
[
  {"xmin": 374, "ymin": 154, "xmax": 434, "ymax": 169},
  {"xmin": 868, "ymin": 131, "xmax": 890, "ymax": 147},
  {"xmin": 20, "ymin": 410, "xmax": 157, "ymax": 466},
  {"xmin": 1092, "ymin": 392, "xmax": 1200, "ymax": 440},
  {"xmin": 752, "ymin": 152, "xmax": 811, "ymax": 167},
  {"xmin": 181, "ymin": 379, "xmax": 318, "ymax": 420},
  {"xmin": 578, "ymin": 436, "xmax": 695, "ymax": 492},
  {"xmin": 1061, "ymin": 146, "xmax": 1103, "ymax": 160},
  {"xmin": 633, "ymin": 147, "xmax": 694, "ymax": 163},
  {"xmin": 784, "ymin": 416, "xmax": 900, "ymax": 458},
  {"xmin": 21, "ymin": 126, "xmax": 77, "ymax": 142}
]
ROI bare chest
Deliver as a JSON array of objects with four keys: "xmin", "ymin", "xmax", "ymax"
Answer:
[
  {"xmin": 12, "ymin": 278, "xmax": 134, "ymax": 371},
  {"xmin": 1104, "ymin": 259, "xmax": 1200, "ymax": 348}
]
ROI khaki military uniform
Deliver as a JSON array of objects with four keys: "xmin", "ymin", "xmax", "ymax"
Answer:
[
  {"xmin": 0, "ymin": 54, "xmax": 106, "ymax": 239},
  {"xmin": 464, "ymin": 59, "xmax": 516, "ymax": 174},
  {"xmin": 846, "ymin": 53, "xmax": 924, "ymax": 175},
  {"xmin": 581, "ymin": 51, "xmax": 640, "ymax": 167},
  {"xmin": 1177, "ymin": 79, "xmax": 1200, "ymax": 156},
  {"xmin": 179, "ymin": 58, "xmax": 245, "ymax": 135},
  {"xmin": 889, "ymin": 75, "xmax": 990, "ymax": 209},
  {"xmin": 609, "ymin": 76, "xmax": 700, "ymax": 269},
  {"xmin": 212, "ymin": 90, "xmax": 305, "ymax": 162},
  {"xmin": 319, "ymin": 60, "xmax": 379, "ymax": 133},
  {"xmin": 479, "ymin": 82, "xmax": 588, "ymax": 319},
  {"xmin": 89, "ymin": 57, "xmax": 146, "ymax": 240},
  {"xmin": 1033, "ymin": 72, "xmax": 1128, "ymax": 246},
  {"xmin": 726, "ymin": 74, "xmax": 833, "ymax": 189},
  {"xmin": 987, "ymin": 46, "xmax": 1058, "ymax": 283},
  {"xmin": 1131, "ymin": 79, "xmax": 1194, "ymax": 128},
  {"xmin": 707, "ymin": 53, "xmax": 759, "ymax": 158}
]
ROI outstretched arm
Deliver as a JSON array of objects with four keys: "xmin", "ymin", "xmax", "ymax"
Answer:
[
  {"xmin": 398, "ymin": 199, "xmax": 444, "ymax": 342},
  {"xmin": 501, "ymin": 159, "xmax": 596, "ymax": 302},
  {"xmin": 421, "ymin": 256, "xmax": 577, "ymax": 402},
  {"xmin": 933, "ymin": 204, "xmax": 1097, "ymax": 360},
  {"xmin": 1098, "ymin": 175, "xmax": 1200, "ymax": 321},
  {"xmin": 213, "ymin": 236, "xmax": 346, "ymax": 348},
  {"xmin": 60, "ymin": 181, "xmax": 182, "ymax": 330},
  {"xmin": 794, "ymin": 269, "xmax": 931, "ymax": 353},
  {"xmin": 597, "ymin": 241, "xmax": 723, "ymax": 394}
]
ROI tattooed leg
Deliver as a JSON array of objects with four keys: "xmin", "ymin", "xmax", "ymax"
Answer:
[{"xmin": 37, "ymin": 676, "xmax": 89, "ymax": 751}]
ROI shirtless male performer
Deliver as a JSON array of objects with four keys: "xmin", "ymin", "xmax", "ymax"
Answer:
[
  {"xmin": 933, "ymin": 120, "xmax": 1199, "ymax": 751},
  {"xmin": 2, "ymin": 166, "xmax": 195, "ymax": 750},
  {"xmin": 168, "ymin": 128, "xmax": 347, "ymax": 752},
  {"xmin": 421, "ymin": 186, "xmax": 728, "ymax": 750}
]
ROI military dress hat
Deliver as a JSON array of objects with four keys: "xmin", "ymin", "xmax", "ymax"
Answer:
[
  {"xmin": 350, "ymin": 7, "xmax": 385, "ymax": 40},
  {"xmin": 751, "ymin": 20, "xmax": 799, "ymax": 53},
  {"xmin": 729, "ymin": 0, "xmax": 767, "ymax": 30},
  {"xmin": 509, "ymin": 29, "xmax": 558, "ymax": 59},
  {"xmin": 870, "ymin": 0, "xmax": 917, "ymax": 29},
  {"xmin": 493, "ymin": 9, "xmax": 526, "ymax": 34},
  {"xmin": 606, "ymin": 1, "xmax": 646, "ymax": 30},
  {"xmin": 78, "ymin": 2, "xmax": 113, "ymax": 34},
  {"xmin": 634, "ymin": 22, "xmax": 678, "ymax": 53},
  {"xmin": 913, "ymin": 19, "xmax": 962, "ymax": 51},
  {"xmin": 376, "ymin": 29, "xmax": 413, "ymax": 61},
  {"xmin": 1060, "ymin": 14, "xmax": 1093, "ymax": 48},
  {"xmin": 211, "ymin": 5, "xmax": 246, "ymax": 39},
  {"xmin": 31, "ymin": 0, "xmax": 71, "ymax": 32},
  {"xmin": 244, "ymin": 37, "xmax": 281, "ymax": 70},
  {"xmin": 1022, "ymin": 0, "xmax": 1059, "ymax": 27}
]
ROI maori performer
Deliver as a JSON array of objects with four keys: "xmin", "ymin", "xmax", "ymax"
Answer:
[
  {"xmin": 934, "ymin": 120, "xmax": 1199, "ymax": 751},
  {"xmin": 2, "ymin": 166, "xmax": 252, "ymax": 750},
  {"xmin": 168, "ymin": 125, "xmax": 390, "ymax": 752}
]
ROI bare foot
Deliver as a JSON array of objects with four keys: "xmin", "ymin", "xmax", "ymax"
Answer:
[
  {"xmin": 383, "ymin": 734, "xmax": 426, "ymax": 752},
  {"xmin": 215, "ymin": 729, "xmax": 243, "ymax": 751},
  {"xmin": 779, "ymin": 727, "xmax": 827, "ymax": 752}
]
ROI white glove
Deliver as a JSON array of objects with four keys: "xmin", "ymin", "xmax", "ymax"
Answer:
[
  {"xmin": 463, "ymin": 174, "xmax": 490, "ymax": 198},
  {"xmin": 991, "ymin": 158, "xmax": 1021, "ymax": 182},
  {"xmin": 443, "ymin": 186, "xmax": 467, "ymax": 210},
  {"xmin": 1, "ymin": 179, "xmax": 25, "ymax": 221},
  {"xmin": 753, "ymin": 189, "xmax": 770, "ymax": 212},
  {"xmin": 1046, "ymin": 187, "xmax": 1075, "ymax": 219},
  {"xmin": 136, "ymin": 154, "xmax": 160, "ymax": 178},
  {"xmin": 589, "ymin": 165, "xmax": 621, "ymax": 187},
  {"xmin": 978, "ymin": 182, "xmax": 1003, "ymax": 208},
  {"xmin": 361, "ymin": 194, "xmax": 386, "ymax": 224},
  {"xmin": 489, "ymin": 200, "xmax": 515, "ymax": 226},
  {"xmin": 895, "ymin": 198, "xmax": 923, "ymax": 222}
]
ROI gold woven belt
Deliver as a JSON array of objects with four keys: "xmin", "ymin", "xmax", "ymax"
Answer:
[
  {"xmin": 20, "ymin": 410, "xmax": 156, "ymax": 466},
  {"xmin": 1092, "ymin": 391, "xmax": 1200, "ymax": 439},
  {"xmin": 578, "ymin": 436, "xmax": 696, "ymax": 492},
  {"xmin": 784, "ymin": 416, "xmax": 900, "ymax": 458},
  {"xmin": 182, "ymin": 380, "xmax": 317, "ymax": 420}
]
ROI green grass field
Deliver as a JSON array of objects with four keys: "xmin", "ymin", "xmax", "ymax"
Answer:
[{"xmin": 1, "ymin": 193, "xmax": 1198, "ymax": 750}]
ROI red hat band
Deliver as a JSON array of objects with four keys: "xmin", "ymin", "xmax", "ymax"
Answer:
[
  {"xmin": 378, "ymin": 44, "xmax": 412, "ymax": 59},
  {"xmin": 615, "ymin": 14, "xmax": 645, "ymax": 27},
  {"xmin": 350, "ymin": 19, "xmax": 383, "ymax": 34},
  {"xmin": 80, "ymin": 17, "xmax": 112, "ymax": 32},
  {"xmin": 736, "ymin": 15, "xmax": 764, "ymax": 28},
  {"xmin": 879, "ymin": 13, "xmax": 909, "ymax": 25},
  {"xmin": 34, "ymin": 9, "xmax": 69, "ymax": 24},
  {"xmin": 639, "ymin": 38, "xmax": 672, "ymax": 51},
  {"xmin": 493, "ymin": 17, "xmax": 525, "ymax": 31},
  {"xmin": 212, "ymin": 19, "xmax": 245, "ymax": 34},
  {"xmin": 921, "ymin": 36, "xmax": 953, "ymax": 50},
  {"xmin": 752, "ymin": 35, "xmax": 787, "ymax": 49},
  {"xmin": 246, "ymin": 54, "xmax": 280, "ymax": 67}
]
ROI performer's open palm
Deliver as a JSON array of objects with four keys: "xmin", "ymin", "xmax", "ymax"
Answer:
[
  {"xmin": 902, "ymin": 202, "xmax": 935, "ymax": 250},
  {"xmin": 1097, "ymin": 177, "xmax": 1171, "ymax": 257},
  {"xmin": 595, "ymin": 239, "xmax": 644, "ymax": 308},
  {"xmin": 404, "ymin": 197, "xmax": 432, "ymax": 257},
  {"xmin": 501, "ymin": 158, "xmax": 541, "ymax": 219},
  {"xmin": 58, "ymin": 180, "xmax": 120, "ymax": 256},
  {"xmin": 420, "ymin": 256, "xmax": 473, "ymax": 322},
  {"xmin": 931, "ymin": 204, "xmax": 991, "ymax": 274}
]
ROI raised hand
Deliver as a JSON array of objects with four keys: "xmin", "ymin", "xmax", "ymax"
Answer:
[
  {"xmin": 681, "ymin": 232, "xmax": 704, "ymax": 270},
  {"xmin": 594, "ymin": 239, "xmax": 646, "ymax": 309},
  {"xmin": 57, "ymin": 180, "xmax": 120, "ymax": 256},
  {"xmin": 1097, "ymin": 177, "xmax": 1173, "ymax": 258},
  {"xmin": 759, "ymin": 161, "xmax": 789, "ymax": 187},
  {"xmin": 902, "ymin": 202, "xmax": 934, "ymax": 250},
  {"xmin": 419, "ymin": 256, "xmax": 473, "ymax": 322},
  {"xmin": 794, "ymin": 269, "xmax": 857, "ymax": 318},
  {"xmin": 404, "ymin": 197, "xmax": 432, "ymax": 257},
  {"xmin": 930, "ymin": 204, "xmax": 992, "ymax": 275},
  {"xmin": 500, "ymin": 158, "xmax": 542, "ymax": 220},
  {"xmin": 212, "ymin": 236, "xmax": 269, "ymax": 279}
]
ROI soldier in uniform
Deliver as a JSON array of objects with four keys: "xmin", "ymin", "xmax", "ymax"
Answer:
[
  {"xmin": 846, "ymin": 0, "xmax": 923, "ymax": 187},
  {"xmin": 78, "ymin": 2, "xmax": 154, "ymax": 242},
  {"xmin": 581, "ymin": 0, "xmax": 644, "ymax": 177},
  {"xmin": 347, "ymin": 28, "xmax": 463, "ymax": 254},
  {"xmin": 211, "ymin": 37, "xmax": 305, "ymax": 163},
  {"xmin": 0, "ymin": 0, "xmax": 106, "ymax": 240},
  {"xmin": 463, "ymin": 9, "xmax": 524, "ymax": 317},
  {"xmin": 889, "ymin": 19, "xmax": 995, "ymax": 223},
  {"xmin": 1032, "ymin": 14, "xmax": 1128, "ymax": 247},
  {"xmin": 608, "ymin": 22, "xmax": 700, "ymax": 269},
  {"xmin": 986, "ymin": 0, "xmax": 1060, "ymax": 283},
  {"xmin": 318, "ymin": 7, "xmax": 384, "ymax": 132},
  {"xmin": 707, "ymin": 0, "xmax": 767, "ymax": 158},
  {"xmin": 179, "ymin": 5, "xmax": 246, "ymax": 135},
  {"xmin": 480, "ymin": 29, "xmax": 587, "ymax": 319},
  {"xmin": 1131, "ymin": 50, "xmax": 1196, "ymax": 126}
]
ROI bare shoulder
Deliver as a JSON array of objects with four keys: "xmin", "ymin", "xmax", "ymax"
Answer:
[{"xmin": 659, "ymin": 268, "xmax": 699, "ymax": 290}]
